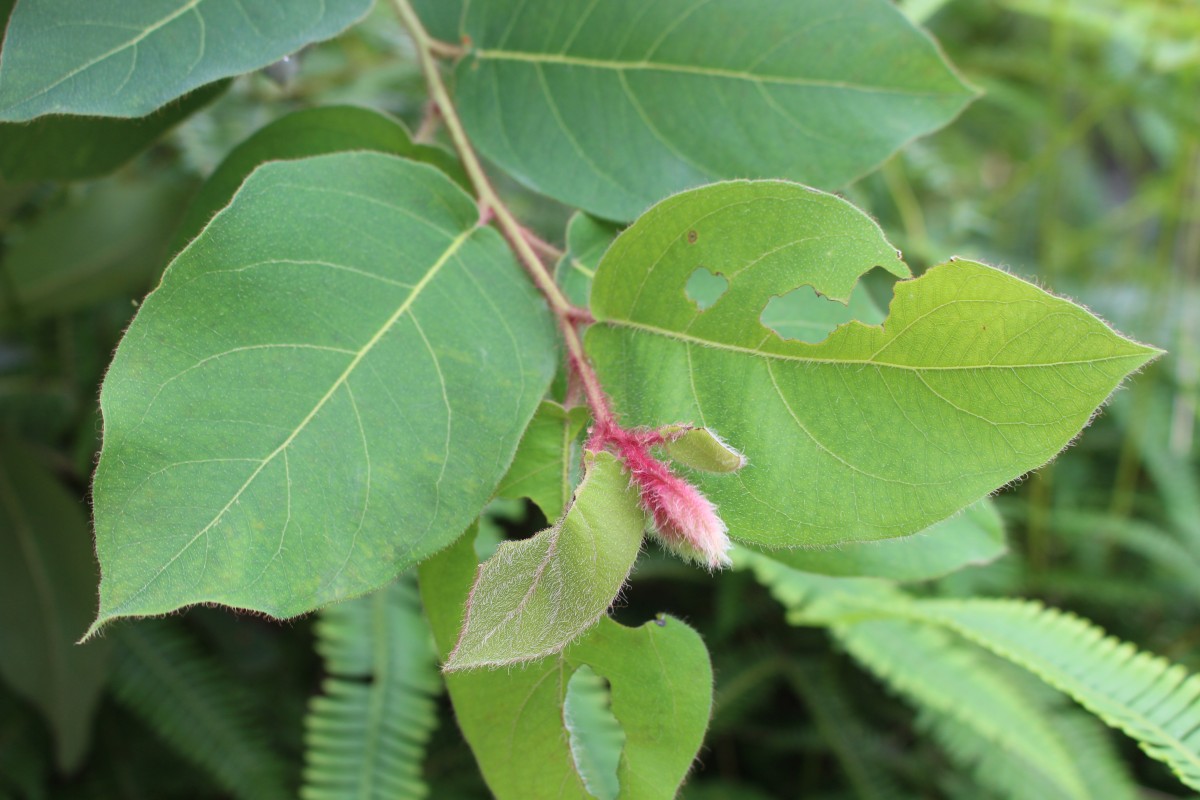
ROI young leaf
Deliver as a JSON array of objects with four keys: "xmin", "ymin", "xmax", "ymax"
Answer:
[
  {"xmin": 494, "ymin": 400, "xmax": 589, "ymax": 522},
  {"xmin": 454, "ymin": 0, "xmax": 977, "ymax": 220},
  {"xmin": 170, "ymin": 105, "xmax": 468, "ymax": 255},
  {"xmin": 419, "ymin": 530, "xmax": 713, "ymax": 800},
  {"xmin": 302, "ymin": 578, "xmax": 440, "ymax": 800},
  {"xmin": 0, "ymin": 0, "xmax": 372, "ymax": 120},
  {"xmin": 663, "ymin": 426, "xmax": 747, "ymax": 473},
  {"xmin": 555, "ymin": 212, "xmax": 621, "ymax": 307},
  {"xmin": 0, "ymin": 438, "xmax": 110, "ymax": 771},
  {"xmin": 89, "ymin": 152, "xmax": 557, "ymax": 632},
  {"xmin": 0, "ymin": 81, "xmax": 228, "ymax": 182},
  {"xmin": 587, "ymin": 180, "xmax": 1161, "ymax": 549},
  {"xmin": 447, "ymin": 452, "xmax": 645, "ymax": 670}
]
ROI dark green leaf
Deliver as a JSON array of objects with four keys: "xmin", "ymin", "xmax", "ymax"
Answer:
[
  {"xmin": 0, "ymin": 0, "xmax": 372, "ymax": 120},
  {"xmin": 0, "ymin": 81, "xmax": 227, "ymax": 182},
  {"xmin": 0, "ymin": 438, "xmax": 109, "ymax": 771},
  {"xmin": 170, "ymin": 105, "xmax": 467, "ymax": 255},
  {"xmin": 90, "ymin": 152, "xmax": 557, "ymax": 631},
  {"xmin": 455, "ymin": 0, "xmax": 977, "ymax": 220}
]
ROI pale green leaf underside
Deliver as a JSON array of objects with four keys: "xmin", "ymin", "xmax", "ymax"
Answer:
[
  {"xmin": 419, "ymin": 531, "xmax": 712, "ymax": 800},
  {"xmin": 302, "ymin": 578, "xmax": 440, "ymax": 800},
  {"xmin": 91, "ymin": 152, "xmax": 557, "ymax": 630},
  {"xmin": 758, "ymin": 499, "xmax": 1005, "ymax": 581},
  {"xmin": 0, "ymin": 0, "xmax": 371, "ymax": 120},
  {"xmin": 588, "ymin": 180, "xmax": 1160, "ymax": 548},
  {"xmin": 448, "ymin": 452, "xmax": 645, "ymax": 669},
  {"xmin": 455, "ymin": 0, "xmax": 976, "ymax": 220}
]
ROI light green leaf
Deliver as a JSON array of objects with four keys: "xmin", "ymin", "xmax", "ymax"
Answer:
[
  {"xmin": 0, "ymin": 81, "xmax": 227, "ymax": 182},
  {"xmin": 588, "ymin": 180, "xmax": 1161, "ymax": 548},
  {"xmin": 302, "ymin": 578, "xmax": 440, "ymax": 800},
  {"xmin": 2, "ymin": 170, "xmax": 196, "ymax": 322},
  {"xmin": 760, "ymin": 500, "xmax": 1006, "ymax": 582},
  {"xmin": 555, "ymin": 212, "xmax": 620, "ymax": 307},
  {"xmin": 563, "ymin": 665, "xmax": 623, "ymax": 800},
  {"xmin": 419, "ymin": 530, "xmax": 712, "ymax": 800},
  {"xmin": 447, "ymin": 452, "xmax": 645, "ymax": 670},
  {"xmin": 0, "ymin": 438, "xmax": 109, "ymax": 771},
  {"xmin": 454, "ymin": 0, "xmax": 977, "ymax": 220},
  {"xmin": 90, "ymin": 152, "xmax": 557, "ymax": 632},
  {"xmin": 170, "ymin": 105, "xmax": 467, "ymax": 255},
  {"xmin": 494, "ymin": 399, "xmax": 589, "ymax": 522},
  {"xmin": 0, "ymin": 0, "xmax": 372, "ymax": 121}
]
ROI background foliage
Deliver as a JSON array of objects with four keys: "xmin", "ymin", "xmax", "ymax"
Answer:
[{"xmin": 0, "ymin": 0, "xmax": 1197, "ymax": 797}]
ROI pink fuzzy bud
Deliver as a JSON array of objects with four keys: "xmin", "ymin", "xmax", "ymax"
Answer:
[{"xmin": 618, "ymin": 440, "xmax": 731, "ymax": 570}]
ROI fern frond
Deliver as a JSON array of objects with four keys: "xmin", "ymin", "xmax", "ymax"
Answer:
[
  {"xmin": 301, "ymin": 577, "xmax": 441, "ymax": 800},
  {"xmin": 110, "ymin": 620, "xmax": 290, "ymax": 800},
  {"xmin": 833, "ymin": 618, "xmax": 1090, "ymax": 800},
  {"xmin": 914, "ymin": 598, "xmax": 1200, "ymax": 791}
]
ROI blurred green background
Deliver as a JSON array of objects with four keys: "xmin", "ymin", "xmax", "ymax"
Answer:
[{"xmin": 0, "ymin": 0, "xmax": 1196, "ymax": 797}]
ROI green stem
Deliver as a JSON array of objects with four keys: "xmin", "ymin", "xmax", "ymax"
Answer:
[{"xmin": 391, "ymin": 0, "xmax": 618, "ymax": 433}]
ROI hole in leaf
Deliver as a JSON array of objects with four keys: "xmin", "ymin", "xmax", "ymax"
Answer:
[
  {"xmin": 761, "ymin": 267, "xmax": 896, "ymax": 344},
  {"xmin": 685, "ymin": 267, "xmax": 728, "ymax": 310},
  {"xmin": 564, "ymin": 666, "xmax": 624, "ymax": 800}
]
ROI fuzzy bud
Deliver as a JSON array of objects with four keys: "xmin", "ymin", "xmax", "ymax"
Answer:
[{"xmin": 618, "ymin": 440, "xmax": 731, "ymax": 569}]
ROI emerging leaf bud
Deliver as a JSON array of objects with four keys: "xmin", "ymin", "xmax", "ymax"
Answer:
[
  {"xmin": 661, "ymin": 425, "xmax": 748, "ymax": 473},
  {"xmin": 618, "ymin": 440, "xmax": 731, "ymax": 569}
]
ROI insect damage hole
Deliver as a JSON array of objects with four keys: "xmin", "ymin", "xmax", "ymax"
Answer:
[
  {"xmin": 685, "ymin": 267, "xmax": 728, "ymax": 311},
  {"xmin": 761, "ymin": 267, "xmax": 896, "ymax": 344}
]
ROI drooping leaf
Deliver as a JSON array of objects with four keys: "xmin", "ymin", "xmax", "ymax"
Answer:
[
  {"xmin": 90, "ymin": 152, "xmax": 557, "ymax": 632},
  {"xmin": 0, "ymin": 81, "xmax": 227, "ymax": 182},
  {"xmin": 587, "ymin": 180, "xmax": 1161, "ymax": 548},
  {"xmin": 419, "ymin": 530, "xmax": 712, "ymax": 800},
  {"xmin": 448, "ymin": 452, "xmax": 645, "ymax": 669},
  {"xmin": 760, "ymin": 499, "xmax": 1006, "ymax": 582},
  {"xmin": 110, "ymin": 620, "xmax": 290, "ymax": 800},
  {"xmin": 302, "ymin": 577, "xmax": 440, "ymax": 800},
  {"xmin": 556, "ymin": 212, "xmax": 620, "ymax": 307},
  {"xmin": 453, "ymin": 0, "xmax": 977, "ymax": 220},
  {"xmin": 170, "ymin": 105, "xmax": 468, "ymax": 255},
  {"xmin": 494, "ymin": 399, "xmax": 589, "ymax": 522},
  {"xmin": 2, "ymin": 171, "xmax": 196, "ymax": 323},
  {"xmin": 0, "ymin": 438, "xmax": 109, "ymax": 771},
  {"xmin": 0, "ymin": 0, "xmax": 372, "ymax": 120}
]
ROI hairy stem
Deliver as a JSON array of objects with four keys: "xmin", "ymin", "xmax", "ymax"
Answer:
[{"xmin": 392, "ymin": 0, "xmax": 617, "ymax": 434}]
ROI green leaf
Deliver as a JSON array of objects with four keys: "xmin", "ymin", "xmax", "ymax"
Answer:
[
  {"xmin": 760, "ymin": 499, "xmax": 1006, "ymax": 582},
  {"xmin": 0, "ymin": 81, "xmax": 227, "ymax": 182},
  {"xmin": 555, "ymin": 212, "xmax": 620, "ymax": 307},
  {"xmin": 110, "ymin": 620, "xmax": 290, "ymax": 800},
  {"xmin": 0, "ymin": 438, "xmax": 109, "ymax": 771},
  {"xmin": 302, "ymin": 578, "xmax": 440, "ymax": 800},
  {"xmin": 454, "ymin": 0, "xmax": 977, "ymax": 220},
  {"xmin": 0, "ymin": 0, "xmax": 372, "ymax": 121},
  {"xmin": 563, "ymin": 665, "xmax": 623, "ymax": 800},
  {"xmin": 90, "ymin": 152, "xmax": 557, "ymax": 632},
  {"xmin": 587, "ymin": 180, "xmax": 1161, "ymax": 548},
  {"xmin": 419, "ymin": 530, "xmax": 712, "ymax": 800},
  {"xmin": 2, "ymin": 171, "xmax": 196, "ymax": 322},
  {"xmin": 447, "ymin": 452, "xmax": 645, "ymax": 670},
  {"xmin": 170, "ymin": 105, "xmax": 468, "ymax": 256},
  {"xmin": 410, "ymin": 0, "xmax": 465, "ymax": 43},
  {"xmin": 494, "ymin": 400, "xmax": 589, "ymax": 521}
]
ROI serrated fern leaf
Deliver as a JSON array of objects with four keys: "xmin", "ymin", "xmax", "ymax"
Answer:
[
  {"xmin": 833, "ymin": 618, "xmax": 1091, "ymax": 800},
  {"xmin": 301, "ymin": 577, "xmax": 440, "ymax": 800},
  {"xmin": 110, "ymin": 620, "xmax": 290, "ymax": 800},
  {"xmin": 913, "ymin": 598, "xmax": 1200, "ymax": 792}
]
